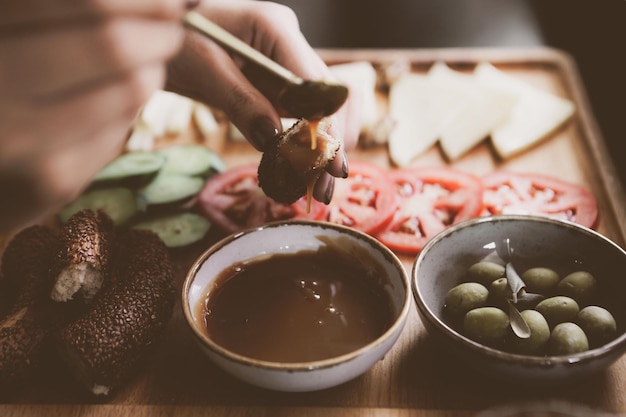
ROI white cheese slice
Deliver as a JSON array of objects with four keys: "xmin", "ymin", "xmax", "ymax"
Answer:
[
  {"xmin": 430, "ymin": 63, "xmax": 517, "ymax": 160},
  {"xmin": 228, "ymin": 122, "xmax": 246, "ymax": 142},
  {"xmin": 141, "ymin": 90, "xmax": 194, "ymax": 137},
  {"xmin": 125, "ymin": 120, "xmax": 155, "ymax": 152},
  {"xmin": 192, "ymin": 102, "xmax": 220, "ymax": 138},
  {"xmin": 329, "ymin": 61, "xmax": 379, "ymax": 133},
  {"xmin": 474, "ymin": 62, "xmax": 575, "ymax": 158},
  {"xmin": 164, "ymin": 95, "xmax": 194, "ymax": 135},
  {"xmin": 387, "ymin": 64, "xmax": 470, "ymax": 166}
]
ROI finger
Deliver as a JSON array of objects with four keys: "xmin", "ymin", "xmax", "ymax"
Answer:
[
  {"xmin": 0, "ymin": 117, "xmax": 130, "ymax": 232},
  {"xmin": 0, "ymin": 0, "xmax": 193, "ymax": 29},
  {"xmin": 40, "ymin": 121, "xmax": 130, "ymax": 204},
  {"xmin": 204, "ymin": 2, "xmax": 330, "ymax": 81},
  {"xmin": 0, "ymin": 63, "xmax": 165, "ymax": 160},
  {"xmin": 201, "ymin": 2, "xmax": 356, "ymax": 166},
  {"xmin": 325, "ymin": 143, "xmax": 349, "ymax": 180},
  {"xmin": 324, "ymin": 92, "xmax": 360, "ymax": 179},
  {"xmin": 0, "ymin": 18, "xmax": 183, "ymax": 98},
  {"xmin": 313, "ymin": 173, "xmax": 335, "ymax": 205},
  {"xmin": 167, "ymin": 31, "xmax": 282, "ymax": 151}
]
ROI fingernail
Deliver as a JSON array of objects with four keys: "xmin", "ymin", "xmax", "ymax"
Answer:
[
  {"xmin": 341, "ymin": 151, "xmax": 349, "ymax": 178},
  {"xmin": 185, "ymin": 0, "xmax": 200, "ymax": 9},
  {"xmin": 250, "ymin": 118, "xmax": 280, "ymax": 151},
  {"xmin": 324, "ymin": 177, "xmax": 335, "ymax": 205}
]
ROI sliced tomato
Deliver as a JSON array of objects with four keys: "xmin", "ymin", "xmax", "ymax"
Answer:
[
  {"xmin": 323, "ymin": 160, "xmax": 397, "ymax": 234},
  {"xmin": 197, "ymin": 163, "xmax": 328, "ymax": 234},
  {"xmin": 376, "ymin": 167, "xmax": 484, "ymax": 254},
  {"xmin": 480, "ymin": 171, "xmax": 598, "ymax": 228}
]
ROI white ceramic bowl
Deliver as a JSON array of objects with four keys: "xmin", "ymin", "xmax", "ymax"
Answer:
[
  {"xmin": 412, "ymin": 214, "xmax": 626, "ymax": 385},
  {"xmin": 182, "ymin": 220, "xmax": 410, "ymax": 392}
]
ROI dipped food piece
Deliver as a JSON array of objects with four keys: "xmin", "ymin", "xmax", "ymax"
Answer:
[
  {"xmin": 55, "ymin": 229, "xmax": 175, "ymax": 396},
  {"xmin": 51, "ymin": 210, "xmax": 115, "ymax": 302},
  {"xmin": 258, "ymin": 118, "xmax": 340, "ymax": 204}
]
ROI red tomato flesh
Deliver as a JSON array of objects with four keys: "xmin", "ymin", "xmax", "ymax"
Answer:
[
  {"xmin": 197, "ymin": 164, "xmax": 327, "ymax": 234},
  {"xmin": 376, "ymin": 167, "xmax": 484, "ymax": 254},
  {"xmin": 324, "ymin": 160, "xmax": 398, "ymax": 235},
  {"xmin": 481, "ymin": 171, "xmax": 598, "ymax": 229}
]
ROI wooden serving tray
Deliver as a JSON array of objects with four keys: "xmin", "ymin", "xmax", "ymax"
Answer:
[{"xmin": 1, "ymin": 47, "xmax": 625, "ymax": 417}]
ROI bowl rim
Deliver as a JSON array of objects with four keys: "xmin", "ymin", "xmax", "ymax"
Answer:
[
  {"xmin": 412, "ymin": 214, "xmax": 626, "ymax": 366},
  {"xmin": 182, "ymin": 219, "xmax": 412, "ymax": 372}
]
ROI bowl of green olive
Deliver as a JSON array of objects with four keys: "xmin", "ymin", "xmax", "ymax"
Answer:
[{"xmin": 411, "ymin": 214, "xmax": 626, "ymax": 385}]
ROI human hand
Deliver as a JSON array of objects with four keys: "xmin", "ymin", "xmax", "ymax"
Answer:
[
  {"xmin": 166, "ymin": 0, "xmax": 361, "ymax": 203},
  {"xmin": 0, "ymin": 0, "xmax": 191, "ymax": 231}
]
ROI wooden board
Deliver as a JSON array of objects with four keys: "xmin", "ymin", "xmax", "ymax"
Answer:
[{"xmin": 1, "ymin": 47, "xmax": 625, "ymax": 417}]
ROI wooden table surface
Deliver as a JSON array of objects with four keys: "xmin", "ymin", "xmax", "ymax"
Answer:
[{"xmin": 1, "ymin": 48, "xmax": 625, "ymax": 417}]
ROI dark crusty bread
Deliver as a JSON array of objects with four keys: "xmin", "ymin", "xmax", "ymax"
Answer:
[
  {"xmin": 50, "ymin": 210, "xmax": 114, "ymax": 303},
  {"xmin": 55, "ymin": 229, "xmax": 175, "ymax": 396}
]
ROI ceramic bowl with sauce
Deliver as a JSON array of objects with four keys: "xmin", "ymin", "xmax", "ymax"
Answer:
[
  {"xmin": 182, "ymin": 220, "xmax": 411, "ymax": 392},
  {"xmin": 412, "ymin": 214, "xmax": 626, "ymax": 385}
]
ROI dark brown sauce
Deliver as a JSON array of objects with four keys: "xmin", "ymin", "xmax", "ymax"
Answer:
[{"xmin": 198, "ymin": 243, "xmax": 394, "ymax": 363}]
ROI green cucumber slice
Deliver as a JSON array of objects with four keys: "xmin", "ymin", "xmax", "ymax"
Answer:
[
  {"xmin": 158, "ymin": 144, "xmax": 225, "ymax": 177},
  {"xmin": 137, "ymin": 173, "xmax": 204, "ymax": 211},
  {"xmin": 92, "ymin": 151, "xmax": 166, "ymax": 188},
  {"xmin": 132, "ymin": 212, "xmax": 211, "ymax": 247},
  {"xmin": 58, "ymin": 187, "xmax": 138, "ymax": 225}
]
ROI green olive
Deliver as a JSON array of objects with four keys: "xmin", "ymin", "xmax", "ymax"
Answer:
[
  {"xmin": 489, "ymin": 277, "xmax": 511, "ymax": 302},
  {"xmin": 548, "ymin": 322, "xmax": 589, "ymax": 355},
  {"xmin": 467, "ymin": 261, "xmax": 505, "ymax": 286},
  {"xmin": 521, "ymin": 267, "xmax": 560, "ymax": 294},
  {"xmin": 444, "ymin": 282, "xmax": 489, "ymax": 316},
  {"xmin": 535, "ymin": 296, "xmax": 580, "ymax": 328},
  {"xmin": 576, "ymin": 306, "xmax": 618, "ymax": 347},
  {"xmin": 509, "ymin": 310, "xmax": 550, "ymax": 355},
  {"xmin": 463, "ymin": 307, "xmax": 509, "ymax": 346},
  {"xmin": 556, "ymin": 271, "xmax": 597, "ymax": 302}
]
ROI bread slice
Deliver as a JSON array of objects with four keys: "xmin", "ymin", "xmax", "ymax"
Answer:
[{"xmin": 50, "ymin": 210, "xmax": 114, "ymax": 302}]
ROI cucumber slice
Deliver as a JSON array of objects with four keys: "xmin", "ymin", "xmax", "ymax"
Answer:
[
  {"xmin": 158, "ymin": 144, "xmax": 225, "ymax": 177},
  {"xmin": 58, "ymin": 187, "xmax": 138, "ymax": 225},
  {"xmin": 92, "ymin": 151, "xmax": 166, "ymax": 188},
  {"xmin": 137, "ymin": 173, "xmax": 204, "ymax": 211},
  {"xmin": 132, "ymin": 212, "xmax": 211, "ymax": 247}
]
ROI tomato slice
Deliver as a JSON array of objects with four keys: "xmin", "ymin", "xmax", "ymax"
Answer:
[
  {"xmin": 480, "ymin": 171, "xmax": 598, "ymax": 228},
  {"xmin": 324, "ymin": 160, "xmax": 397, "ymax": 235},
  {"xmin": 376, "ymin": 167, "xmax": 484, "ymax": 254},
  {"xmin": 197, "ymin": 163, "xmax": 328, "ymax": 234}
]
